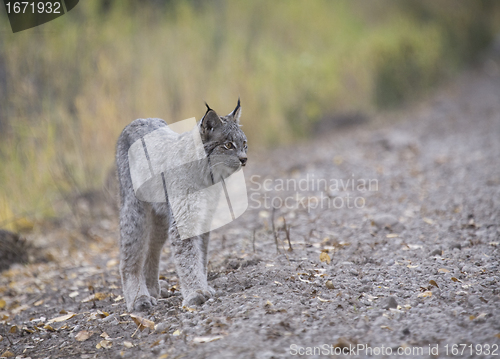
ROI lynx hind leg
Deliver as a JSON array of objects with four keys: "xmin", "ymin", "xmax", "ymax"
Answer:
[
  {"xmin": 171, "ymin": 231, "xmax": 214, "ymax": 307},
  {"xmin": 119, "ymin": 200, "xmax": 156, "ymax": 312},
  {"xmin": 143, "ymin": 212, "xmax": 168, "ymax": 299}
]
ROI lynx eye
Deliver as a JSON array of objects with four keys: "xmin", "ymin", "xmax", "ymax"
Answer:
[{"xmin": 224, "ymin": 142, "xmax": 234, "ymax": 150}]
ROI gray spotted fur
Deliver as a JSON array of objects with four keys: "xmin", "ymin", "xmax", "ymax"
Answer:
[{"xmin": 116, "ymin": 101, "xmax": 247, "ymax": 312}]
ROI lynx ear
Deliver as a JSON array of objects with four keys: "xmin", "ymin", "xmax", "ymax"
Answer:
[
  {"xmin": 228, "ymin": 98, "xmax": 241, "ymax": 123},
  {"xmin": 200, "ymin": 103, "xmax": 223, "ymax": 132}
]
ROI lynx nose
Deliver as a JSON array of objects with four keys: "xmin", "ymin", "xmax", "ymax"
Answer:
[{"xmin": 240, "ymin": 157, "xmax": 247, "ymax": 166}]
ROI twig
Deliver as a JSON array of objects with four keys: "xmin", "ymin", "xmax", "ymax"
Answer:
[
  {"xmin": 271, "ymin": 208, "xmax": 280, "ymax": 253},
  {"xmin": 252, "ymin": 229, "xmax": 256, "ymax": 253},
  {"xmin": 283, "ymin": 218, "xmax": 293, "ymax": 251}
]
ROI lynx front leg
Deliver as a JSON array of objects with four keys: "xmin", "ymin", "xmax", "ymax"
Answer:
[
  {"xmin": 119, "ymin": 202, "xmax": 156, "ymax": 312},
  {"xmin": 170, "ymin": 230, "xmax": 215, "ymax": 307}
]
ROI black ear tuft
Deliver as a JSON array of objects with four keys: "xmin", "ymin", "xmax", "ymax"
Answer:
[
  {"xmin": 200, "ymin": 104, "xmax": 222, "ymax": 132},
  {"xmin": 228, "ymin": 98, "xmax": 242, "ymax": 123}
]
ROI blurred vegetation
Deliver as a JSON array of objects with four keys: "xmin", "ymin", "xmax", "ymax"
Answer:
[{"xmin": 0, "ymin": 0, "xmax": 499, "ymax": 229}]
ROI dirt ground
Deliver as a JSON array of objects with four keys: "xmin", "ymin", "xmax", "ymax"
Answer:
[{"xmin": 1, "ymin": 65, "xmax": 500, "ymax": 359}]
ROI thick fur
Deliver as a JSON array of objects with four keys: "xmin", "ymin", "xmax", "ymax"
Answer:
[{"xmin": 116, "ymin": 101, "xmax": 247, "ymax": 312}]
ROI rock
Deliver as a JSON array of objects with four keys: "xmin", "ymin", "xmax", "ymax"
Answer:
[
  {"xmin": 430, "ymin": 248, "xmax": 442, "ymax": 256},
  {"xmin": 381, "ymin": 296, "xmax": 398, "ymax": 310},
  {"xmin": 154, "ymin": 322, "xmax": 169, "ymax": 333},
  {"xmin": 371, "ymin": 214, "xmax": 404, "ymax": 232},
  {"xmin": 450, "ymin": 243, "xmax": 462, "ymax": 250},
  {"xmin": 372, "ymin": 214, "xmax": 398, "ymax": 228},
  {"xmin": 0, "ymin": 229, "xmax": 30, "ymax": 271},
  {"xmin": 468, "ymin": 295, "xmax": 482, "ymax": 307}
]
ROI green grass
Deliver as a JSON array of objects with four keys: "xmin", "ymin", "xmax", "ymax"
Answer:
[{"xmin": 0, "ymin": 0, "xmax": 498, "ymax": 229}]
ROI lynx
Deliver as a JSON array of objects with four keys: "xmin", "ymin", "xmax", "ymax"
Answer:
[{"xmin": 116, "ymin": 100, "xmax": 247, "ymax": 312}]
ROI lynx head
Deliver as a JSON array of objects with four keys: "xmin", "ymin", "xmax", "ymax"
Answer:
[{"xmin": 198, "ymin": 99, "xmax": 247, "ymax": 177}]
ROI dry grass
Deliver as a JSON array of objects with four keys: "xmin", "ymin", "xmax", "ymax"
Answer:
[{"xmin": 0, "ymin": 0, "xmax": 498, "ymax": 229}]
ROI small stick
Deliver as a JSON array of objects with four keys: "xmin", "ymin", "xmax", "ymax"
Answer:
[
  {"xmin": 252, "ymin": 229, "xmax": 256, "ymax": 253},
  {"xmin": 271, "ymin": 208, "xmax": 280, "ymax": 253},
  {"xmin": 4, "ymin": 333, "xmax": 13, "ymax": 345},
  {"xmin": 283, "ymin": 218, "xmax": 293, "ymax": 251}
]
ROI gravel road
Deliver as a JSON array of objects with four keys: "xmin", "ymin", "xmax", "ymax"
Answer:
[{"xmin": 1, "ymin": 67, "xmax": 499, "ymax": 359}]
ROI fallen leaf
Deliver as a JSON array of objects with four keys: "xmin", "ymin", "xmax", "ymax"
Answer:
[
  {"xmin": 43, "ymin": 324, "xmax": 56, "ymax": 332},
  {"xmin": 319, "ymin": 251, "xmax": 331, "ymax": 265},
  {"xmin": 123, "ymin": 341, "xmax": 134, "ymax": 348},
  {"xmin": 82, "ymin": 293, "xmax": 108, "ymax": 303},
  {"xmin": 438, "ymin": 268, "xmax": 450, "ymax": 273},
  {"xmin": 0, "ymin": 299, "xmax": 5, "ymax": 309},
  {"xmin": 96, "ymin": 339, "xmax": 112, "ymax": 349},
  {"xmin": 429, "ymin": 280, "xmax": 439, "ymax": 288},
  {"xmin": 386, "ymin": 234, "xmax": 398, "ymax": 238},
  {"xmin": 265, "ymin": 300, "xmax": 273, "ymax": 307},
  {"xmin": 100, "ymin": 332, "xmax": 110, "ymax": 338},
  {"xmin": 34, "ymin": 300, "xmax": 44, "ymax": 306},
  {"xmin": 106, "ymin": 259, "xmax": 119, "ymax": 268},
  {"xmin": 417, "ymin": 291, "xmax": 432, "ymax": 298},
  {"xmin": 193, "ymin": 336, "xmax": 223, "ymax": 343},
  {"xmin": 172, "ymin": 329, "xmax": 181, "ymax": 336},
  {"xmin": 182, "ymin": 306, "xmax": 197, "ymax": 312},
  {"xmin": 114, "ymin": 295, "xmax": 124, "ymax": 302},
  {"xmin": 407, "ymin": 265, "xmax": 419, "ymax": 268},
  {"xmin": 1, "ymin": 350, "xmax": 14, "ymax": 358},
  {"xmin": 47, "ymin": 312, "xmax": 76, "ymax": 323},
  {"xmin": 476, "ymin": 313, "xmax": 488, "ymax": 320},
  {"xmin": 451, "ymin": 277, "xmax": 461, "ymax": 282},
  {"xmin": 68, "ymin": 291, "xmax": 79, "ymax": 298},
  {"xmin": 95, "ymin": 292, "xmax": 108, "ymax": 300},
  {"xmin": 11, "ymin": 304, "xmax": 29, "ymax": 314},
  {"xmin": 9, "ymin": 325, "xmax": 17, "ymax": 333},
  {"xmin": 423, "ymin": 217, "xmax": 434, "ymax": 225},
  {"xmin": 317, "ymin": 297, "xmax": 330, "ymax": 302},
  {"xmin": 274, "ymin": 281, "xmax": 283, "ymax": 286},
  {"xmin": 97, "ymin": 310, "xmax": 109, "ymax": 318},
  {"xmin": 297, "ymin": 275, "xmax": 311, "ymax": 283},
  {"xmin": 75, "ymin": 330, "xmax": 93, "ymax": 342},
  {"xmin": 130, "ymin": 314, "xmax": 154, "ymax": 331},
  {"xmin": 469, "ymin": 315, "xmax": 476, "ymax": 321},
  {"xmin": 380, "ymin": 325, "xmax": 393, "ymax": 331}
]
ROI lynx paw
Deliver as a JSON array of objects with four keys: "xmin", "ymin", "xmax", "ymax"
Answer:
[
  {"xmin": 183, "ymin": 289, "xmax": 213, "ymax": 307},
  {"xmin": 133, "ymin": 295, "xmax": 157, "ymax": 312}
]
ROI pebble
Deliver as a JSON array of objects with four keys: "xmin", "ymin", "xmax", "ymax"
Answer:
[
  {"xmin": 372, "ymin": 214, "xmax": 399, "ymax": 228},
  {"xmin": 450, "ymin": 243, "xmax": 462, "ymax": 250},
  {"xmin": 468, "ymin": 295, "xmax": 482, "ymax": 307},
  {"xmin": 430, "ymin": 248, "xmax": 442, "ymax": 256},
  {"xmin": 381, "ymin": 296, "xmax": 398, "ymax": 310}
]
